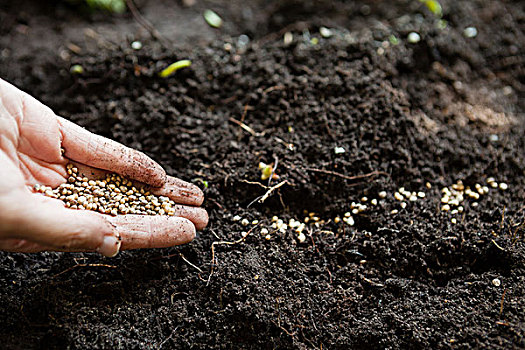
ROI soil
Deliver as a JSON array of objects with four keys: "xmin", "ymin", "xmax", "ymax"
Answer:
[{"xmin": 0, "ymin": 0, "xmax": 524, "ymax": 349}]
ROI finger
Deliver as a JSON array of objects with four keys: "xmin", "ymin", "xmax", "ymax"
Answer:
[
  {"xmin": 169, "ymin": 205, "xmax": 208, "ymax": 230},
  {"xmin": 151, "ymin": 176, "xmax": 204, "ymax": 206},
  {"xmin": 57, "ymin": 117, "xmax": 166, "ymax": 187},
  {"xmin": 69, "ymin": 162, "xmax": 204, "ymax": 206},
  {"xmin": 0, "ymin": 238, "xmax": 54, "ymax": 253},
  {"xmin": 1, "ymin": 193, "xmax": 121, "ymax": 257},
  {"xmin": 107, "ymin": 215, "xmax": 196, "ymax": 250}
]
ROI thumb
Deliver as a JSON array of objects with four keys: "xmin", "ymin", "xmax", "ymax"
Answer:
[{"xmin": 0, "ymin": 193, "xmax": 121, "ymax": 257}]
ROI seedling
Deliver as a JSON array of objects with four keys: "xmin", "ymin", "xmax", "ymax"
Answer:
[
  {"xmin": 419, "ymin": 0, "xmax": 442, "ymax": 17},
  {"xmin": 158, "ymin": 60, "xmax": 192, "ymax": 78},
  {"xmin": 70, "ymin": 64, "xmax": 84, "ymax": 74},
  {"xmin": 258, "ymin": 162, "xmax": 279, "ymax": 181}
]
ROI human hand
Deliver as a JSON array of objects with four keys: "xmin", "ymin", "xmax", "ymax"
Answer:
[{"xmin": 0, "ymin": 78, "xmax": 208, "ymax": 257}]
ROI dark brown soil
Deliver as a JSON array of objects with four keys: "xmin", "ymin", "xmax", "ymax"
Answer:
[{"xmin": 0, "ymin": 0, "xmax": 524, "ymax": 349}]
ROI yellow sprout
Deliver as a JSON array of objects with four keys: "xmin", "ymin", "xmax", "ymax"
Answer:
[{"xmin": 158, "ymin": 60, "xmax": 192, "ymax": 78}]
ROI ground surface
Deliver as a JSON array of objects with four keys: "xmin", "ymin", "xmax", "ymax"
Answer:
[{"xmin": 0, "ymin": 0, "xmax": 524, "ymax": 349}]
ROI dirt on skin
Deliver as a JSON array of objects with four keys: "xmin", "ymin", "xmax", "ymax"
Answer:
[{"xmin": 0, "ymin": 0, "xmax": 524, "ymax": 349}]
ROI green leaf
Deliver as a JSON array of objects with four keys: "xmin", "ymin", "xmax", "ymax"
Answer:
[{"xmin": 158, "ymin": 60, "xmax": 192, "ymax": 78}]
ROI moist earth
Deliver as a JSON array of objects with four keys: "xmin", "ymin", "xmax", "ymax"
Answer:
[{"xmin": 0, "ymin": 0, "xmax": 524, "ymax": 349}]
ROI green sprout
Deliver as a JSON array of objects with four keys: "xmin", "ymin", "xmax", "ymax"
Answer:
[
  {"xmin": 158, "ymin": 60, "xmax": 192, "ymax": 78},
  {"xmin": 389, "ymin": 35, "xmax": 399, "ymax": 45},
  {"xmin": 203, "ymin": 9, "xmax": 223, "ymax": 28},
  {"xmin": 85, "ymin": 0, "xmax": 126, "ymax": 13},
  {"xmin": 70, "ymin": 64, "xmax": 84, "ymax": 74},
  {"xmin": 259, "ymin": 162, "xmax": 279, "ymax": 181},
  {"xmin": 419, "ymin": 0, "xmax": 443, "ymax": 17},
  {"xmin": 194, "ymin": 178, "xmax": 209, "ymax": 188}
]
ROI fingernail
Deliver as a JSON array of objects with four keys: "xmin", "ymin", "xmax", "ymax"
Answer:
[{"xmin": 97, "ymin": 235, "xmax": 121, "ymax": 257}]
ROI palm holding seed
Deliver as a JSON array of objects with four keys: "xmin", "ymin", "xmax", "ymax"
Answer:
[{"xmin": 0, "ymin": 78, "xmax": 208, "ymax": 256}]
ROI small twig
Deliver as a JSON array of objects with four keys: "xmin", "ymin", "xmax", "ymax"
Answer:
[
  {"xmin": 206, "ymin": 225, "xmax": 258, "ymax": 286},
  {"xmin": 247, "ymin": 180, "xmax": 288, "ymax": 208},
  {"xmin": 491, "ymin": 239, "xmax": 505, "ymax": 251},
  {"xmin": 239, "ymin": 179, "xmax": 268, "ymax": 188},
  {"xmin": 179, "ymin": 253, "xmax": 203, "ymax": 273},
  {"xmin": 125, "ymin": 0, "xmax": 170, "ymax": 45},
  {"xmin": 306, "ymin": 168, "xmax": 388, "ymax": 181},
  {"xmin": 499, "ymin": 288, "xmax": 508, "ymax": 318},
  {"xmin": 52, "ymin": 263, "xmax": 117, "ymax": 278},
  {"xmin": 263, "ymin": 85, "xmax": 285, "ymax": 94},
  {"xmin": 229, "ymin": 117, "xmax": 263, "ymax": 137}
]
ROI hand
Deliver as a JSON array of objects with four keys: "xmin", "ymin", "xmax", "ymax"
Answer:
[{"xmin": 0, "ymin": 78, "xmax": 208, "ymax": 257}]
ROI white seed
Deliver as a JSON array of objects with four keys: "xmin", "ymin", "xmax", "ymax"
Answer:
[
  {"xmin": 297, "ymin": 231, "xmax": 306, "ymax": 243},
  {"xmin": 371, "ymin": 199, "xmax": 378, "ymax": 205},
  {"xmin": 394, "ymin": 192, "xmax": 404, "ymax": 201},
  {"xmin": 390, "ymin": 209, "xmax": 399, "ymax": 214},
  {"xmin": 409, "ymin": 195, "xmax": 417, "ymax": 202},
  {"xmin": 463, "ymin": 27, "xmax": 478, "ymax": 38},
  {"xmin": 241, "ymin": 218, "xmax": 250, "ymax": 226},
  {"xmin": 499, "ymin": 183, "xmax": 508, "ymax": 190},
  {"xmin": 232, "ymin": 215, "xmax": 242, "ymax": 221},
  {"xmin": 378, "ymin": 191, "xmax": 387, "ymax": 199},
  {"xmin": 492, "ymin": 278, "xmax": 501, "ymax": 287},
  {"xmin": 400, "ymin": 202, "xmax": 407, "ymax": 209},
  {"xmin": 417, "ymin": 192, "xmax": 426, "ymax": 198},
  {"xmin": 407, "ymin": 32, "xmax": 421, "ymax": 43},
  {"xmin": 442, "ymin": 204, "xmax": 451, "ymax": 211},
  {"xmin": 361, "ymin": 196, "xmax": 368, "ymax": 202},
  {"xmin": 252, "ymin": 220, "xmax": 259, "ymax": 225},
  {"xmin": 260, "ymin": 228, "xmax": 269, "ymax": 235},
  {"xmin": 451, "ymin": 218, "xmax": 457, "ymax": 224}
]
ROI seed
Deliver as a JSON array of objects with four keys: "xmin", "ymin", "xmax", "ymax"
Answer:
[
  {"xmin": 371, "ymin": 199, "xmax": 378, "ymax": 205},
  {"xmin": 451, "ymin": 218, "xmax": 457, "ymax": 224},
  {"xmin": 334, "ymin": 217, "xmax": 341, "ymax": 224},
  {"xmin": 394, "ymin": 192, "xmax": 404, "ymax": 201},
  {"xmin": 426, "ymin": 182, "xmax": 432, "ymax": 189},
  {"xmin": 378, "ymin": 191, "xmax": 387, "ymax": 199},
  {"xmin": 409, "ymin": 195, "xmax": 417, "ymax": 202},
  {"xmin": 400, "ymin": 202, "xmax": 407, "ymax": 209},
  {"xmin": 442, "ymin": 204, "xmax": 450, "ymax": 211},
  {"xmin": 492, "ymin": 278, "xmax": 501, "ymax": 287},
  {"xmin": 361, "ymin": 196, "xmax": 368, "ymax": 202},
  {"xmin": 417, "ymin": 192, "xmax": 425, "ymax": 198},
  {"xmin": 499, "ymin": 183, "xmax": 508, "ymax": 190},
  {"xmin": 241, "ymin": 219, "xmax": 250, "ymax": 226},
  {"xmin": 390, "ymin": 209, "xmax": 399, "ymax": 214}
]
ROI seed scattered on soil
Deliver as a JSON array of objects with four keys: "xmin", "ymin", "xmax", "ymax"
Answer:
[
  {"xmin": 131, "ymin": 41, "xmax": 142, "ymax": 50},
  {"xmin": 35, "ymin": 164, "xmax": 177, "ymax": 216},
  {"xmin": 463, "ymin": 27, "xmax": 478, "ymax": 38},
  {"xmin": 407, "ymin": 32, "xmax": 421, "ymax": 43},
  {"xmin": 319, "ymin": 27, "xmax": 333, "ymax": 38},
  {"xmin": 203, "ymin": 9, "xmax": 223, "ymax": 28},
  {"xmin": 492, "ymin": 278, "xmax": 501, "ymax": 287}
]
